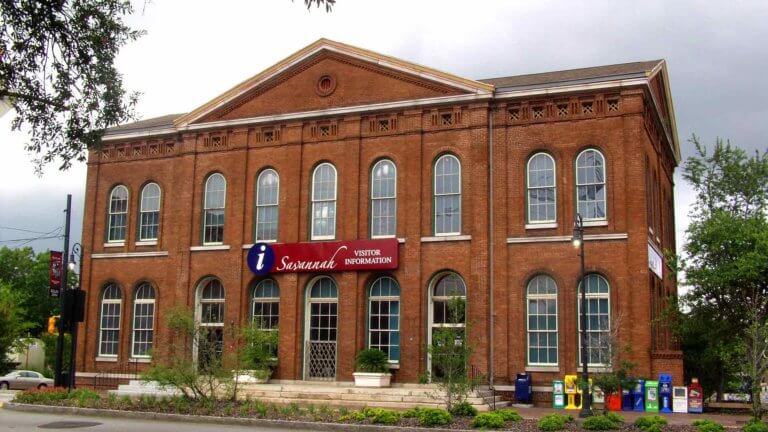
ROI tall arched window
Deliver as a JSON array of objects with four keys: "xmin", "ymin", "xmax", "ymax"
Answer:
[
  {"xmin": 368, "ymin": 277, "xmax": 400, "ymax": 362},
  {"xmin": 131, "ymin": 282, "xmax": 155, "ymax": 358},
  {"xmin": 305, "ymin": 276, "xmax": 338, "ymax": 380},
  {"xmin": 252, "ymin": 279, "xmax": 279, "ymax": 330},
  {"xmin": 98, "ymin": 283, "xmax": 122, "ymax": 357},
  {"xmin": 428, "ymin": 271, "xmax": 467, "ymax": 374},
  {"xmin": 575, "ymin": 149, "xmax": 607, "ymax": 221},
  {"xmin": 255, "ymin": 169, "xmax": 279, "ymax": 242},
  {"xmin": 527, "ymin": 153, "xmax": 556, "ymax": 224},
  {"xmin": 311, "ymin": 163, "xmax": 337, "ymax": 240},
  {"xmin": 526, "ymin": 275, "xmax": 558, "ymax": 366},
  {"xmin": 139, "ymin": 183, "xmax": 161, "ymax": 241},
  {"xmin": 370, "ymin": 160, "xmax": 397, "ymax": 238},
  {"xmin": 578, "ymin": 274, "xmax": 611, "ymax": 366},
  {"xmin": 107, "ymin": 185, "xmax": 129, "ymax": 242},
  {"xmin": 203, "ymin": 173, "xmax": 226, "ymax": 244},
  {"xmin": 197, "ymin": 278, "xmax": 225, "ymax": 367},
  {"xmin": 433, "ymin": 154, "xmax": 461, "ymax": 235}
]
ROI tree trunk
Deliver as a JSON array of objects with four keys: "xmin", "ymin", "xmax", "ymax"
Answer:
[{"xmin": 717, "ymin": 365, "xmax": 725, "ymax": 402}]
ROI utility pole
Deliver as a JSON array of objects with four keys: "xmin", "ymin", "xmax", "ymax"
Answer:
[{"xmin": 53, "ymin": 194, "xmax": 71, "ymax": 388}]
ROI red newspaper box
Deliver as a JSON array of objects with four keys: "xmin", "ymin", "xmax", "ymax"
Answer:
[
  {"xmin": 606, "ymin": 386, "xmax": 622, "ymax": 411},
  {"xmin": 688, "ymin": 378, "xmax": 703, "ymax": 413}
]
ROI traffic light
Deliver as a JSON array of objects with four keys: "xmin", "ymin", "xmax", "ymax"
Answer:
[{"xmin": 48, "ymin": 315, "xmax": 60, "ymax": 334}]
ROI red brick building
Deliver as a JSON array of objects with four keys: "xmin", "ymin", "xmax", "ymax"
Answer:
[{"xmin": 75, "ymin": 39, "xmax": 682, "ymax": 389}]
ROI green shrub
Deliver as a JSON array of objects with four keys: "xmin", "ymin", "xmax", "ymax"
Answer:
[
  {"xmin": 583, "ymin": 415, "xmax": 621, "ymax": 430},
  {"xmin": 339, "ymin": 410, "xmax": 366, "ymax": 422},
  {"xmin": 497, "ymin": 408, "xmax": 523, "ymax": 422},
  {"xmin": 369, "ymin": 408, "xmax": 401, "ymax": 425},
  {"xmin": 635, "ymin": 414, "xmax": 668, "ymax": 432},
  {"xmin": 693, "ymin": 420, "xmax": 724, "ymax": 432},
  {"xmin": 13, "ymin": 387, "xmax": 69, "ymax": 404},
  {"xmin": 472, "ymin": 412, "xmax": 505, "ymax": 429},
  {"xmin": 450, "ymin": 401, "xmax": 478, "ymax": 417},
  {"xmin": 603, "ymin": 412, "xmax": 624, "ymax": 424},
  {"xmin": 417, "ymin": 408, "xmax": 452, "ymax": 427},
  {"xmin": 538, "ymin": 413, "xmax": 573, "ymax": 431},
  {"xmin": 403, "ymin": 407, "xmax": 422, "ymax": 418},
  {"xmin": 745, "ymin": 421, "xmax": 768, "ymax": 432},
  {"xmin": 69, "ymin": 389, "xmax": 100, "ymax": 407},
  {"xmin": 354, "ymin": 349, "xmax": 389, "ymax": 373}
]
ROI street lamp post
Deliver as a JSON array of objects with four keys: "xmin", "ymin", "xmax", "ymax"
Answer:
[
  {"xmin": 572, "ymin": 213, "xmax": 592, "ymax": 418},
  {"xmin": 67, "ymin": 243, "xmax": 83, "ymax": 391}
]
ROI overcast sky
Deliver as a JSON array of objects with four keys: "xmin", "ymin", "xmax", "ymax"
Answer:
[{"xmin": 1, "ymin": 0, "xmax": 766, "ymax": 262}]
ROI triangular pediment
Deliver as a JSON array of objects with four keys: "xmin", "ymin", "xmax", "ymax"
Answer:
[{"xmin": 175, "ymin": 39, "xmax": 493, "ymax": 126}]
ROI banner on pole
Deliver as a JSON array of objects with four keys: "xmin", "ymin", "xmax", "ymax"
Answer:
[{"xmin": 49, "ymin": 251, "xmax": 63, "ymax": 297}]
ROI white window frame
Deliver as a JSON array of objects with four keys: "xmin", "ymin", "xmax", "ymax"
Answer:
[
  {"xmin": 310, "ymin": 163, "xmax": 337, "ymax": 241},
  {"xmin": 526, "ymin": 153, "xmax": 557, "ymax": 224},
  {"xmin": 427, "ymin": 271, "xmax": 467, "ymax": 374},
  {"xmin": 433, "ymin": 154, "xmax": 462, "ymax": 236},
  {"xmin": 370, "ymin": 159, "xmax": 397, "ymax": 239},
  {"xmin": 138, "ymin": 182, "xmax": 161, "ymax": 242},
  {"xmin": 98, "ymin": 284, "xmax": 122, "ymax": 357},
  {"xmin": 255, "ymin": 169, "xmax": 280, "ymax": 242},
  {"xmin": 577, "ymin": 274, "xmax": 611, "ymax": 367},
  {"xmin": 251, "ymin": 279, "xmax": 280, "ymax": 330},
  {"xmin": 203, "ymin": 173, "xmax": 226, "ymax": 245},
  {"xmin": 575, "ymin": 149, "xmax": 608, "ymax": 222},
  {"xmin": 131, "ymin": 282, "xmax": 155, "ymax": 359},
  {"xmin": 194, "ymin": 278, "xmax": 225, "ymax": 365},
  {"xmin": 368, "ymin": 276, "xmax": 401, "ymax": 363},
  {"xmin": 107, "ymin": 185, "xmax": 129, "ymax": 243},
  {"xmin": 526, "ymin": 275, "xmax": 559, "ymax": 366}
]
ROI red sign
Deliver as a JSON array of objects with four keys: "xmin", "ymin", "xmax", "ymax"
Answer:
[
  {"xmin": 247, "ymin": 239, "xmax": 398, "ymax": 275},
  {"xmin": 49, "ymin": 251, "xmax": 63, "ymax": 297}
]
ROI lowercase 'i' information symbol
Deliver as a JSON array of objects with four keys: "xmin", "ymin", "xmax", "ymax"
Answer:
[{"xmin": 247, "ymin": 243, "xmax": 275, "ymax": 276}]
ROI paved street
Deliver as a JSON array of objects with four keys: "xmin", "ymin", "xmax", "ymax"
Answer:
[{"xmin": 0, "ymin": 409, "xmax": 312, "ymax": 432}]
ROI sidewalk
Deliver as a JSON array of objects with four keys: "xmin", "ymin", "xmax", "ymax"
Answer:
[{"xmin": 513, "ymin": 406, "xmax": 751, "ymax": 427}]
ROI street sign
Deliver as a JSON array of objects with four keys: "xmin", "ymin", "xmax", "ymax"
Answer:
[{"xmin": 49, "ymin": 251, "xmax": 63, "ymax": 297}]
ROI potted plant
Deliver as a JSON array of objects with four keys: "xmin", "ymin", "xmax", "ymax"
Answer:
[
  {"xmin": 236, "ymin": 322, "xmax": 279, "ymax": 384},
  {"xmin": 353, "ymin": 348, "xmax": 391, "ymax": 387},
  {"xmin": 593, "ymin": 373, "xmax": 622, "ymax": 412}
]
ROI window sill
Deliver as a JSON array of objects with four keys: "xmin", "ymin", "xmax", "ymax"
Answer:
[
  {"xmin": 583, "ymin": 220, "xmax": 608, "ymax": 227},
  {"xmin": 581, "ymin": 366, "xmax": 612, "ymax": 373},
  {"xmin": 242, "ymin": 240, "xmax": 277, "ymax": 249},
  {"xmin": 135, "ymin": 241, "xmax": 157, "ymax": 246},
  {"xmin": 311, "ymin": 236, "xmax": 336, "ymax": 241},
  {"xmin": 525, "ymin": 223, "xmax": 557, "ymax": 230},
  {"xmin": 103, "ymin": 242, "xmax": 124, "ymax": 248},
  {"xmin": 190, "ymin": 245, "xmax": 231, "ymax": 251},
  {"xmin": 525, "ymin": 366, "xmax": 559, "ymax": 372},
  {"xmin": 95, "ymin": 356, "xmax": 118, "ymax": 362},
  {"xmin": 129, "ymin": 357, "xmax": 151, "ymax": 363},
  {"xmin": 421, "ymin": 235, "xmax": 471, "ymax": 242},
  {"xmin": 387, "ymin": 362, "xmax": 400, "ymax": 370}
]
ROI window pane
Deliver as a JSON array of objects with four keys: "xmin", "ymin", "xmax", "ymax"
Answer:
[
  {"xmin": 575, "ymin": 150, "xmax": 606, "ymax": 220},
  {"xmin": 434, "ymin": 155, "xmax": 461, "ymax": 235}
]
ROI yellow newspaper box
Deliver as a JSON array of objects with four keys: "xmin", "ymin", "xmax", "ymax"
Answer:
[{"xmin": 564, "ymin": 375, "xmax": 581, "ymax": 410}]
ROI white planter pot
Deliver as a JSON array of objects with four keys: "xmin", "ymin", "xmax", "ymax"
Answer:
[
  {"xmin": 353, "ymin": 372, "xmax": 392, "ymax": 388},
  {"xmin": 234, "ymin": 369, "xmax": 271, "ymax": 384}
]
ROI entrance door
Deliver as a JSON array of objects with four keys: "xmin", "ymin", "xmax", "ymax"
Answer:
[{"xmin": 304, "ymin": 276, "xmax": 338, "ymax": 380}]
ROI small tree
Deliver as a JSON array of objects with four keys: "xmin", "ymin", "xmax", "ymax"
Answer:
[
  {"xmin": 739, "ymin": 294, "xmax": 768, "ymax": 421},
  {"xmin": 428, "ymin": 297, "xmax": 481, "ymax": 410},
  {"xmin": 0, "ymin": 282, "xmax": 32, "ymax": 374}
]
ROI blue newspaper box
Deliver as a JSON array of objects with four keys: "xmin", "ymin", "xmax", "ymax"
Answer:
[
  {"xmin": 516, "ymin": 373, "xmax": 533, "ymax": 404},
  {"xmin": 659, "ymin": 374, "xmax": 673, "ymax": 413},
  {"xmin": 621, "ymin": 386, "xmax": 633, "ymax": 411},
  {"xmin": 633, "ymin": 379, "xmax": 646, "ymax": 411}
]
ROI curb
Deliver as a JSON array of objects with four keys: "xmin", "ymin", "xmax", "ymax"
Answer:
[{"xmin": 2, "ymin": 403, "xmax": 467, "ymax": 432}]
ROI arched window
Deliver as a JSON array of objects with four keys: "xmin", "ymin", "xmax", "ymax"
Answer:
[
  {"xmin": 107, "ymin": 186, "xmax": 129, "ymax": 242},
  {"xmin": 98, "ymin": 283, "xmax": 122, "ymax": 357},
  {"xmin": 578, "ymin": 274, "xmax": 611, "ymax": 366},
  {"xmin": 428, "ymin": 272, "xmax": 467, "ymax": 375},
  {"xmin": 311, "ymin": 163, "xmax": 337, "ymax": 240},
  {"xmin": 368, "ymin": 277, "xmax": 400, "ymax": 362},
  {"xmin": 370, "ymin": 160, "xmax": 397, "ymax": 238},
  {"xmin": 526, "ymin": 275, "xmax": 558, "ymax": 365},
  {"xmin": 527, "ymin": 153, "xmax": 556, "ymax": 224},
  {"xmin": 433, "ymin": 154, "xmax": 461, "ymax": 235},
  {"xmin": 576, "ymin": 149, "xmax": 607, "ymax": 221},
  {"xmin": 252, "ymin": 279, "xmax": 279, "ymax": 330},
  {"xmin": 139, "ymin": 183, "xmax": 161, "ymax": 241},
  {"xmin": 203, "ymin": 173, "xmax": 226, "ymax": 244},
  {"xmin": 197, "ymin": 278, "xmax": 225, "ymax": 367},
  {"xmin": 255, "ymin": 169, "xmax": 279, "ymax": 242},
  {"xmin": 131, "ymin": 282, "xmax": 155, "ymax": 358},
  {"xmin": 305, "ymin": 276, "xmax": 338, "ymax": 380}
]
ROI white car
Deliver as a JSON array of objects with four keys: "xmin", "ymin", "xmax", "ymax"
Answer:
[{"xmin": 0, "ymin": 370, "xmax": 54, "ymax": 390}]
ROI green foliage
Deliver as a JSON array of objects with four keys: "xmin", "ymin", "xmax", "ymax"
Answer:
[
  {"xmin": 0, "ymin": 282, "xmax": 33, "ymax": 373},
  {"xmin": 13, "ymin": 386, "xmax": 69, "ymax": 404},
  {"xmin": 603, "ymin": 412, "xmax": 624, "ymax": 424},
  {"xmin": 471, "ymin": 412, "xmax": 505, "ymax": 429},
  {"xmin": 538, "ymin": 413, "xmax": 573, "ymax": 431},
  {"xmin": 354, "ymin": 348, "xmax": 388, "ymax": 373},
  {"xmin": 417, "ymin": 407, "xmax": 452, "ymax": 427},
  {"xmin": 240, "ymin": 322, "xmax": 278, "ymax": 371},
  {"xmin": 583, "ymin": 415, "xmax": 621, "ymax": 430},
  {"xmin": 692, "ymin": 419, "xmax": 724, "ymax": 432},
  {"xmin": 69, "ymin": 389, "xmax": 100, "ymax": 407},
  {"xmin": 744, "ymin": 420, "xmax": 768, "ymax": 432},
  {"xmin": 450, "ymin": 401, "xmax": 478, "ymax": 417},
  {"xmin": 634, "ymin": 414, "xmax": 668, "ymax": 432},
  {"xmin": 41, "ymin": 333, "xmax": 71, "ymax": 376},
  {"xmin": 496, "ymin": 408, "xmax": 523, "ymax": 422},
  {"xmin": 403, "ymin": 407, "xmax": 423, "ymax": 418},
  {"xmin": 339, "ymin": 410, "xmax": 366, "ymax": 422},
  {"xmin": 364, "ymin": 408, "xmax": 401, "ymax": 425}
]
